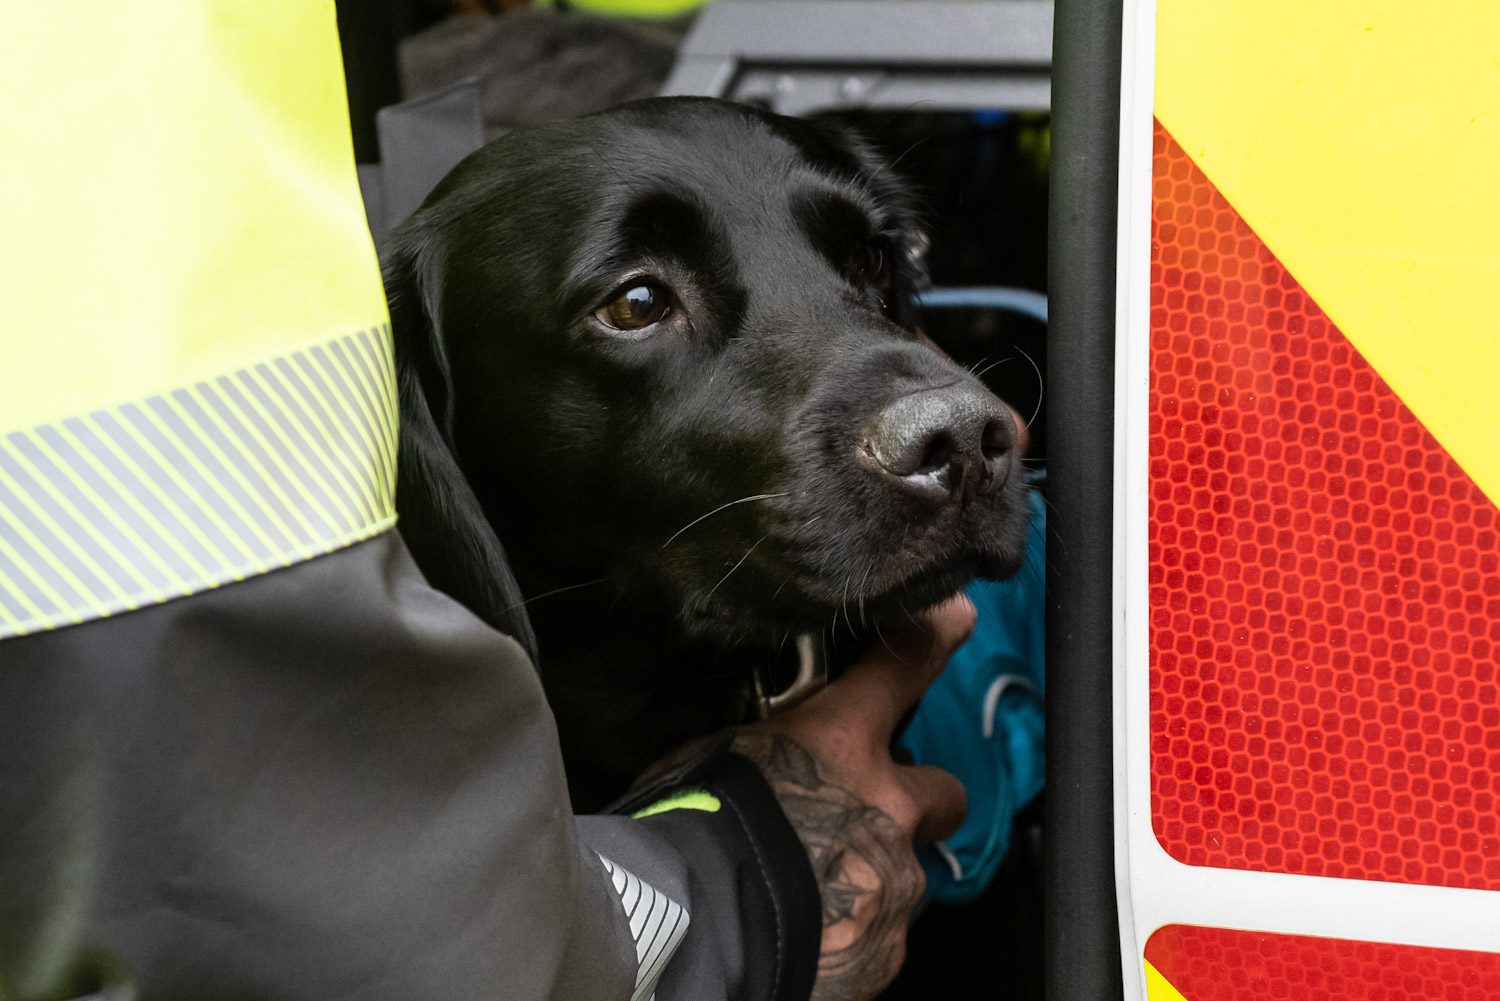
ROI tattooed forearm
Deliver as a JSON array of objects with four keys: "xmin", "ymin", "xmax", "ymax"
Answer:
[{"xmin": 734, "ymin": 732, "xmax": 925, "ymax": 1001}]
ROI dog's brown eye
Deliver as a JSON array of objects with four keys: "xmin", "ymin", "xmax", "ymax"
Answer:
[{"xmin": 597, "ymin": 284, "xmax": 671, "ymax": 331}]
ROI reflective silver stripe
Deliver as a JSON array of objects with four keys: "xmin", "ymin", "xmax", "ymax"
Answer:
[
  {"xmin": 0, "ymin": 326, "xmax": 397, "ymax": 639},
  {"xmin": 597, "ymin": 853, "xmax": 691, "ymax": 1001}
]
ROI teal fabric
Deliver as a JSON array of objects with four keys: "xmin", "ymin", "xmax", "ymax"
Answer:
[{"xmin": 899, "ymin": 485, "xmax": 1046, "ymax": 904}]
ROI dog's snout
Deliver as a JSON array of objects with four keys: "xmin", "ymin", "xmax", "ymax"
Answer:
[{"xmin": 862, "ymin": 384, "xmax": 1015, "ymax": 501}]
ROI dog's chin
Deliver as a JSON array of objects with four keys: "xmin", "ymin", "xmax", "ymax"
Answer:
[
  {"xmin": 857, "ymin": 548, "xmax": 1024, "ymax": 615},
  {"xmin": 677, "ymin": 544, "xmax": 1025, "ymax": 649}
]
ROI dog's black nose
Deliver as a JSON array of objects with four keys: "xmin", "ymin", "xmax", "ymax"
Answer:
[{"xmin": 863, "ymin": 384, "xmax": 1016, "ymax": 501}]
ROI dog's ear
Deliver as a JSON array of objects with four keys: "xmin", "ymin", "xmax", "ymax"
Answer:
[
  {"xmin": 796, "ymin": 117, "xmax": 933, "ymax": 329},
  {"xmin": 382, "ymin": 232, "xmax": 540, "ymax": 662}
]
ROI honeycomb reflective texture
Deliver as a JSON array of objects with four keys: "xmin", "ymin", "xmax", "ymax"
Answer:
[
  {"xmin": 1145, "ymin": 925, "xmax": 1500, "ymax": 1001},
  {"xmin": 1149, "ymin": 122, "xmax": 1500, "ymax": 889}
]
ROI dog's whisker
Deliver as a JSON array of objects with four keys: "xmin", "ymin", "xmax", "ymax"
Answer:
[
  {"xmin": 839, "ymin": 575, "xmax": 850, "ymax": 639},
  {"xmin": 704, "ymin": 533, "xmax": 772, "ymax": 605},
  {"xmin": 503, "ymin": 577, "xmax": 609, "ymax": 612},
  {"xmin": 840, "ymin": 569, "xmax": 862, "ymax": 641},
  {"xmin": 1036, "ymin": 493, "xmax": 1073, "ymax": 564},
  {"xmin": 772, "ymin": 575, "xmax": 795, "ymax": 603},
  {"xmin": 972, "ymin": 355, "xmax": 1015, "ymax": 382},
  {"xmin": 857, "ymin": 562, "xmax": 875, "ymax": 627},
  {"xmin": 885, "ymin": 135, "xmax": 934, "ymax": 175},
  {"xmin": 1015, "ymin": 344, "xmax": 1045, "ymax": 430},
  {"xmin": 662, "ymin": 492, "xmax": 790, "ymax": 549},
  {"xmin": 840, "ymin": 570, "xmax": 852, "ymax": 633}
]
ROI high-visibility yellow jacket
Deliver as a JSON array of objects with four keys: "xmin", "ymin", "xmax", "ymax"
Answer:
[{"xmin": 0, "ymin": 8, "xmax": 815, "ymax": 999}]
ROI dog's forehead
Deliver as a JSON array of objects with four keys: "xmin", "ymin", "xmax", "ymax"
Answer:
[
  {"xmin": 421, "ymin": 99, "xmax": 904, "ymax": 310},
  {"xmin": 591, "ymin": 109, "xmax": 864, "ymax": 203}
]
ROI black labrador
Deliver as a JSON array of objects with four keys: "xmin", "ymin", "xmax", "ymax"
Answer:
[{"xmin": 382, "ymin": 97, "xmax": 1031, "ymax": 809}]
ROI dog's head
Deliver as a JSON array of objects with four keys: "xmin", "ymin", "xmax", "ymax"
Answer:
[{"xmin": 384, "ymin": 97, "xmax": 1030, "ymax": 654}]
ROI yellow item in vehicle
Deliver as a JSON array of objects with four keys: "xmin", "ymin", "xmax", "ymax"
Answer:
[{"xmin": 545, "ymin": 0, "xmax": 708, "ymax": 18}]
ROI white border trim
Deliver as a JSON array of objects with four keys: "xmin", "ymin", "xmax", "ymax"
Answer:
[{"xmin": 1113, "ymin": 0, "xmax": 1156, "ymax": 995}]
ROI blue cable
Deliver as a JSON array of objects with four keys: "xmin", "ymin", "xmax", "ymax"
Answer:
[{"xmin": 914, "ymin": 286, "xmax": 1048, "ymax": 324}]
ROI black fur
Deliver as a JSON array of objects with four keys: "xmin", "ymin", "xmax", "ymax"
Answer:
[{"xmin": 383, "ymin": 98, "xmax": 1029, "ymax": 808}]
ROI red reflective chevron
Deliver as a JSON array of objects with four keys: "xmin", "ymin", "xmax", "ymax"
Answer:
[
  {"xmin": 1146, "ymin": 924, "xmax": 1500, "ymax": 1001},
  {"xmin": 1149, "ymin": 121, "xmax": 1500, "ymax": 890}
]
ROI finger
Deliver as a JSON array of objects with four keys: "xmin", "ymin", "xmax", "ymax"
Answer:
[
  {"xmin": 896, "ymin": 764, "xmax": 968, "ymax": 844},
  {"xmin": 812, "ymin": 593, "xmax": 976, "ymax": 740}
]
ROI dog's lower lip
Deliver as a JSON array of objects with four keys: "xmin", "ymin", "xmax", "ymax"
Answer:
[{"xmin": 783, "ymin": 550, "xmax": 1015, "ymax": 612}]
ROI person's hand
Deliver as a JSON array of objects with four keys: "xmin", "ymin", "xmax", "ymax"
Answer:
[{"xmin": 732, "ymin": 594, "xmax": 976, "ymax": 1001}]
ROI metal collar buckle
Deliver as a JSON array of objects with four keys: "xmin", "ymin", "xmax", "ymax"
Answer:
[{"xmin": 753, "ymin": 633, "xmax": 828, "ymax": 719}]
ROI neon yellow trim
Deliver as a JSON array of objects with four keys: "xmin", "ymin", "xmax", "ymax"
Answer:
[
  {"xmin": 180, "ymin": 383, "xmax": 314, "ymax": 554},
  {"xmin": 86, "ymin": 408, "xmax": 221, "ymax": 576},
  {"xmin": 8, "ymin": 514, "xmax": 399, "ymax": 640},
  {"xmin": 351, "ymin": 330, "xmax": 399, "ymax": 453},
  {"xmin": 31, "ymin": 428, "xmax": 179, "ymax": 588},
  {"xmin": 232, "ymin": 369, "xmax": 360, "ymax": 535},
  {"xmin": 0, "ymin": 4, "xmax": 388, "ymax": 433},
  {"xmin": 1, "ymin": 330, "xmax": 396, "ymax": 640},
  {"xmin": 8, "ymin": 436, "xmax": 152, "ymax": 596},
  {"xmin": 201, "ymin": 382, "xmax": 325, "ymax": 548},
  {"xmin": 133, "ymin": 400, "xmax": 273, "ymax": 572},
  {"xmin": 0, "ymin": 528, "xmax": 73, "ymax": 625},
  {"xmin": 102, "ymin": 411, "xmax": 245, "ymax": 578},
  {"xmin": 314, "ymin": 343, "xmax": 396, "ymax": 509},
  {"xmin": 52, "ymin": 422, "xmax": 199, "ymax": 586},
  {"xmin": 1144, "ymin": 959, "xmax": 1191, "ymax": 1001},
  {"xmin": 630, "ymin": 789, "xmax": 723, "ymax": 820},
  {"xmin": 347, "ymin": 334, "xmax": 402, "ymax": 480},
  {"xmin": 0, "ymin": 464, "xmax": 117, "ymax": 617},
  {"xmin": 283, "ymin": 355, "xmax": 384, "ymax": 525},
  {"xmin": 245, "ymin": 365, "xmax": 373, "ymax": 529},
  {"xmin": 1157, "ymin": 1, "xmax": 1500, "ymax": 507},
  {"xmin": 313, "ymin": 348, "xmax": 396, "ymax": 513},
  {"xmin": 145, "ymin": 397, "xmax": 283, "ymax": 564}
]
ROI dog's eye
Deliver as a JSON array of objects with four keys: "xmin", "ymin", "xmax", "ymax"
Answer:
[{"xmin": 596, "ymin": 284, "xmax": 672, "ymax": 331}]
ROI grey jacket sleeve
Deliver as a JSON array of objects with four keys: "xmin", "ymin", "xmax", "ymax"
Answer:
[
  {"xmin": 580, "ymin": 747, "xmax": 821, "ymax": 1001},
  {"xmin": 0, "ymin": 531, "xmax": 816, "ymax": 1001}
]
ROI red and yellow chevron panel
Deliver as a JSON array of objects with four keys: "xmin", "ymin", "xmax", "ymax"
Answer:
[
  {"xmin": 1154, "ymin": 3, "xmax": 1500, "ymax": 507},
  {"xmin": 1143, "ymin": 925, "xmax": 1500, "ymax": 1001},
  {"xmin": 1148, "ymin": 122, "xmax": 1500, "ymax": 888}
]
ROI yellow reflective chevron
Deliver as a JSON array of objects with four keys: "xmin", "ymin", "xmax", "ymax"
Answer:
[
  {"xmin": 1144, "ymin": 960, "xmax": 1191, "ymax": 1001},
  {"xmin": 1157, "ymin": 1, "xmax": 1500, "ymax": 507},
  {"xmin": 0, "ymin": 4, "xmax": 395, "ymax": 637}
]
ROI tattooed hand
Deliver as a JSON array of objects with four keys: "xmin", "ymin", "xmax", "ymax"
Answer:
[{"xmin": 733, "ymin": 594, "xmax": 975, "ymax": 1001}]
